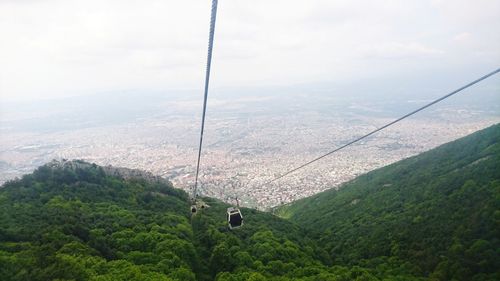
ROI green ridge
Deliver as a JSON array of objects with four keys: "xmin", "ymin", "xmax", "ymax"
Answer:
[
  {"xmin": 279, "ymin": 123, "xmax": 500, "ymax": 280},
  {"xmin": 1, "ymin": 124, "xmax": 499, "ymax": 280}
]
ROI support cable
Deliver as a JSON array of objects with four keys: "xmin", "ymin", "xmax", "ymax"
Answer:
[
  {"xmin": 259, "ymin": 68, "xmax": 500, "ymax": 187},
  {"xmin": 193, "ymin": 0, "xmax": 219, "ymax": 201}
]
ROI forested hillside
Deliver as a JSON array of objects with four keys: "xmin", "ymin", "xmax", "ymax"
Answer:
[
  {"xmin": 279, "ymin": 123, "xmax": 500, "ymax": 281},
  {"xmin": 0, "ymin": 124, "xmax": 499, "ymax": 281},
  {"xmin": 0, "ymin": 161, "xmax": 420, "ymax": 281}
]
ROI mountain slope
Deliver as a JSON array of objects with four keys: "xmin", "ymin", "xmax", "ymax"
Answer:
[
  {"xmin": 279, "ymin": 123, "xmax": 500, "ymax": 280},
  {"xmin": 1, "ymin": 124, "xmax": 499, "ymax": 281},
  {"xmin": 1, "ymin": 160, "xmax": 410, "ymax": 281}
]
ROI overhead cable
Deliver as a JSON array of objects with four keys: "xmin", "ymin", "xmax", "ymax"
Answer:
[
  {"xmin": 193, "ymin": 0, "xmax": 219, "ymax": 200},
  {"xmin": 260, "ymin": 68, "xmax": 500, "ymax": 187}
]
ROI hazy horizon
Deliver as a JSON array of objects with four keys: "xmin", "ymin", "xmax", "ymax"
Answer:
[{"xmin": 1, "ymin": 0, "xmax": 499, "ymax": 103}]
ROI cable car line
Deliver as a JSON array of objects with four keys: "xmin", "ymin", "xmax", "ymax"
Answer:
[
  {"xmin": 190, "ymin": 0, "xmax": 244, "ymax": 229},
  {"xmin": 193, "ymin": 0, "xmax": 218, "ymax": 202},
  {"xmin": 191, "ymin": 1, "xmax": 496, "ymax": 230},
  {"xmin": 259, "ymin": 68, "xmax": 500, "ymax": 188}
]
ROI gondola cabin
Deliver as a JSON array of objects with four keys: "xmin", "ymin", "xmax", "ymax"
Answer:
[{"xmin": 227, "ymin": 207, "xmax": 243, "ymax": 229}]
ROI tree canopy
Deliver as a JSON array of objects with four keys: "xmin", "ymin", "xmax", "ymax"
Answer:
[
  {"xmin": 279, "ymin": 123, "xmax": 500, "ymax": 281},
  {"xmin": 1, "ymin": 124, "xmax": 499, "ymax": 281}
]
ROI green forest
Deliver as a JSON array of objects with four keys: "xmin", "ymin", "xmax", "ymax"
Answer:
[{"xmin": 1, "ymin": 124, "xmax": 499, "ymax": 281}]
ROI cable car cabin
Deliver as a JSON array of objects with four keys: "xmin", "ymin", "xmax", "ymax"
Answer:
[
  {"xmin": 191, "ymin": 205, "xmax": 197, "ymax": 214},
  {"xmin": 227, "ymin": 207, "xmax": 243, "ymax": 229}
]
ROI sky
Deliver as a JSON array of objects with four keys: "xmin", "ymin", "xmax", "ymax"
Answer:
[{"xmin": 0, "ymin": 0, "xmax": 499, "ymax": 102}]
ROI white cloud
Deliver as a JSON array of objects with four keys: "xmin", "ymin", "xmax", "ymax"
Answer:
[
  {"xmin": 0, "ymin": 0, "xmax": 499, "ymax": 101},
  {"xmin": 453, "ymin": 32, "xmax": 472, "ymax": 42},
  {"xmin": 360, "ymin": 42, "xmax": 444, "ymax": 59}
]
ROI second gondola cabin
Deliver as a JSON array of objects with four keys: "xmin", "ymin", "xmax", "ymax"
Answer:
[{"xmin": 227, "ymin": 207, "xmax": 243, "ymax": 229}]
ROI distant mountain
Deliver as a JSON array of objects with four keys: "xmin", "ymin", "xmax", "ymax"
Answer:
[
  {"xmin": 278, "ymin": 123, "xmax": 500, "ymax": 281},
  {"xmin": 1, "ymin": 124, "xmax": 499, "ymax": 281}
]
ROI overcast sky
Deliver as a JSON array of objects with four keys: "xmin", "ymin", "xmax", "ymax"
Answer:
[{"xmin": 0, "ymin": 0, "xmax": 499, "ymax": 102}]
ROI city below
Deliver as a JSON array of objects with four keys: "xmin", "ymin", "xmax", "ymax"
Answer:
[{"xmin": 1, "ymin": 93, "xmax": 499, "ymax": 210}]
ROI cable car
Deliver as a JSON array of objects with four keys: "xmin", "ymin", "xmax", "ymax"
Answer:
[
  {"xmin": 191, "ymin": 205, "xmax": 197, "ymax": 214},
  {"xmin": 227, "ymin": 207, "xmax": 243, "ymax": 229}
]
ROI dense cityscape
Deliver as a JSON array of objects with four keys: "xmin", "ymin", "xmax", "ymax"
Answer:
[{"xmin": 2, "ymin": 94, "xmax": 498, "ymax": 209}]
